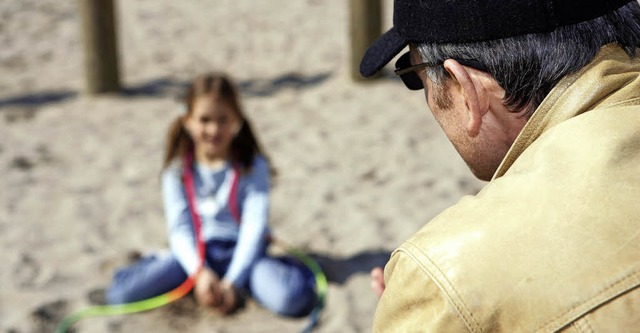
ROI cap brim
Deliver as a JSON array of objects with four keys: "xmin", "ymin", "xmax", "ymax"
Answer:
[{"xmin": 359, "ymin": 27, "xmax": 408, "ymax": 77}]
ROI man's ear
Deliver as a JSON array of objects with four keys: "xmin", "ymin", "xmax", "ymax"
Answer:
[{"xmin": 443, "ymin": 59, "xmax": 487, "ymax": 137}]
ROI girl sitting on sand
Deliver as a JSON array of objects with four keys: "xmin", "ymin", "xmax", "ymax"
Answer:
[{"xmin": 105, "ymin": 72, "xmax": 317, "ymax": 317}]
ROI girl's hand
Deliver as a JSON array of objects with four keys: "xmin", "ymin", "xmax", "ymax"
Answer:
[
  {"xmin": 195, "ymin": 270, "xmax": 239, "ymax": 315},
  {"xmin": 195, "ymin": 267, "xmax": 223, "ymax": 307},
  {"xmin": 216, "ymin": 280, "xmax": 239, "ymax": 315}
]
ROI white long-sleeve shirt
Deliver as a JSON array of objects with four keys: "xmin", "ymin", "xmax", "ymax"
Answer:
[{"xmin": 161, "ymin": 155, "xmax": 270, "ymax": 288}]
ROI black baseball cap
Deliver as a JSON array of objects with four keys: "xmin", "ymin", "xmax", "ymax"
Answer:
[{"xmin": 360, "ymin": 0, "xmax": 634, "ymax": 77}]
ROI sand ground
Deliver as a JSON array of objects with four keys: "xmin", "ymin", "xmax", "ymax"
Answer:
[{"xmin": 0, "ymin": 1, "xmax": 484, "ymax": 332}]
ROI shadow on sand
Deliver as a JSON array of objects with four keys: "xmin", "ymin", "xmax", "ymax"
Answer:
[
  {"xmin": 0, "ymin": 72, "xmax": 331, "ymax": 112},
  {"xmin": 0, "ymin": 90, "xmax": 77, "ymax": 109},
  {"xmin": 311, "ymin": 249, "xmax": 391, "ymax": 285},
  {"xmin": 237, "ymin": 72, "xmax": 331, "ymax": 97},
  {"xmin": 123, "ymin": 72, "xmax": 331, "ymax": 99}
]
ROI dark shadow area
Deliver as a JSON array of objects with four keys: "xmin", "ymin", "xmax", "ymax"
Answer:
[
  {"xmin": 122, "ymin": 72, "xmax": 332, "ymax": 99},
  {"xmin": 122, "ymin": 78, "xmax": 189, "ymax": 98},
  {"xmin": 310, "ymin": 249, "xmax": 391, "ymax": 285},
  {"xmin": 0, "ymin": 91, "xmax": 77, "ymax": 109},
  {"xmin": 0, "ymin": 72, "xmax": 332, "ymax": 111},
  {"xmin": 238, "ymin": 72, "xmax": 331, "ymax": 97}
]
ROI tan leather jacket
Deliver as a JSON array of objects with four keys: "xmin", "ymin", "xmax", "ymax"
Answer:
[{"xmin": 374, "ymin": 45, "xmax": 640, "ymax": 332}]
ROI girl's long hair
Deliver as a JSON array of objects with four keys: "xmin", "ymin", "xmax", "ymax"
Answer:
[{"xmin": 162, "ymin": 72, "xmax": 275, "ymax": 177}]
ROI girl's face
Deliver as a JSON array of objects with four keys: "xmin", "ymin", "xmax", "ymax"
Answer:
[{"xmin": 184, "ymin": 96, "xmax": 242, "ymax": 161}]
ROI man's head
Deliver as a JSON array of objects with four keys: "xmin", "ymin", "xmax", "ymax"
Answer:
[{"xmin": 361, "ymin": 0, "xmax": 640, "ymax": 180}]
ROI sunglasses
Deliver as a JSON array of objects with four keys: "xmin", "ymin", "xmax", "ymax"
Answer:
[{"xmin": 394, "ymin": 51, "xmax": 489, "ymax": 90}]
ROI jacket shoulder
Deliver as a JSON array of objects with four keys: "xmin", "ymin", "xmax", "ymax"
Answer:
[{"xmin": 392, "ymin": 114, "xmax": 640, "ymax": 331}]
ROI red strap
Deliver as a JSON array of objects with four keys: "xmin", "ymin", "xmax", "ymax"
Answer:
[
  {"xmin": 182, "ymin": 152, "xmax": 205, "ymax": 271},
  {"xmin": 228, "ymin": 165, "xmax": 241, "ymax": 224},
  {"xmin": 185, "ymin": 154, "xmax": 241, "ymax": 225}
]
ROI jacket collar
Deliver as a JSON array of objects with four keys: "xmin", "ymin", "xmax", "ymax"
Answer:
[{"xmin": 493, "ymin": 44, "xmax": 640, "ymax": 179}]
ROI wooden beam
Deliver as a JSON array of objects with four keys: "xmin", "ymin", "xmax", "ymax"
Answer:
[
  {"xmin": 78, "ymin": 0, "xmax": 121, "ymax": 94},
  {"xmin": 349, "ymin": 0, "xmax": 382, "ymax": 81}
]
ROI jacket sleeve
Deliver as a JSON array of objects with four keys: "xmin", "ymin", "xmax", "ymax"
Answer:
[
  {"xmin": 223, "ymin": 156, "xmax": 270, "ymax": 287},
  {"xmin": 162, "ymin": 166, "xmax": 200, "ymax": 275},
  {"xmin": 374, "ymin": 248, "xmax": 471, "ymax": 332}
]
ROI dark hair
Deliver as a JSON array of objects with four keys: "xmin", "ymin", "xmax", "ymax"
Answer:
[
  {"xmin": 415, "ymin": 1, "xmax": 640, "ymax": 117},
  {"xmin": 162, "ymin": 72, "xmax": 276, "ymax": 177}
]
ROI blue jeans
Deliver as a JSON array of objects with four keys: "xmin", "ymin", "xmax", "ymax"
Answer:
[{"xmin": 106, "ymin": 240, "xmax": 317, "ymax": 317}]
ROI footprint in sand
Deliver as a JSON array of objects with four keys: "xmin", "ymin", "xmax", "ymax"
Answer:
[
  {"xmin": 30, "ymin": 299, "xmax": 69, "ymax": 333},
  {"xmin": 10, "ymin": 155, "xmax": 35, "ymax": 171},
  {"xmin": 13, "ymin": 253, "xmax": 40, "ymax": 288}
]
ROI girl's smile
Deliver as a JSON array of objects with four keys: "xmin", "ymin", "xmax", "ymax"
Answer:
[{"xmin": 184, "ymin": 96, "xmax": 241, "ymax": 166}]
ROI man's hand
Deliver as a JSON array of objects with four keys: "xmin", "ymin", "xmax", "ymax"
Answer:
[{"xmin": 371, "ymin": 266, "xmax": 385, "ymax": 298}]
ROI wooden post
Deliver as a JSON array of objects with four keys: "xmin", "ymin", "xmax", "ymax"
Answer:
[
  {"xmin": 349, "ymin": 0, "xmax": 382, "ymax": 81},
  {"xmin": 78, "ymin": 0, "xmax": 121, "ymax": 94}
]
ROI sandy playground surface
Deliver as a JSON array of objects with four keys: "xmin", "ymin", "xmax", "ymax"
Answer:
[{"xmin": 0, "ymin": 0, "xmax": 485, "ymax": 332}]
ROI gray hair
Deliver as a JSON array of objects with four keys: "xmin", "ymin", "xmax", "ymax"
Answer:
[{"xmin": 415, "ymin": 1, "xmax": 640, "ymax": 117}]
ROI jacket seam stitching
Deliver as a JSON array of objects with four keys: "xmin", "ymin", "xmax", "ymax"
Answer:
[
  {"xmin": 598, "ymin": 96, "xmax": 640, "ymax": 108},
  {"xmin": 581, "ymin": 315, "xmax": 594, "ymax": 333},
  {"xmin": 535, "ymin": 270, "xmax": 640, "ymax": 332},
  {"xmin": 398, "ymin": 242, "xmax": 482, "ymax": 333}
]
